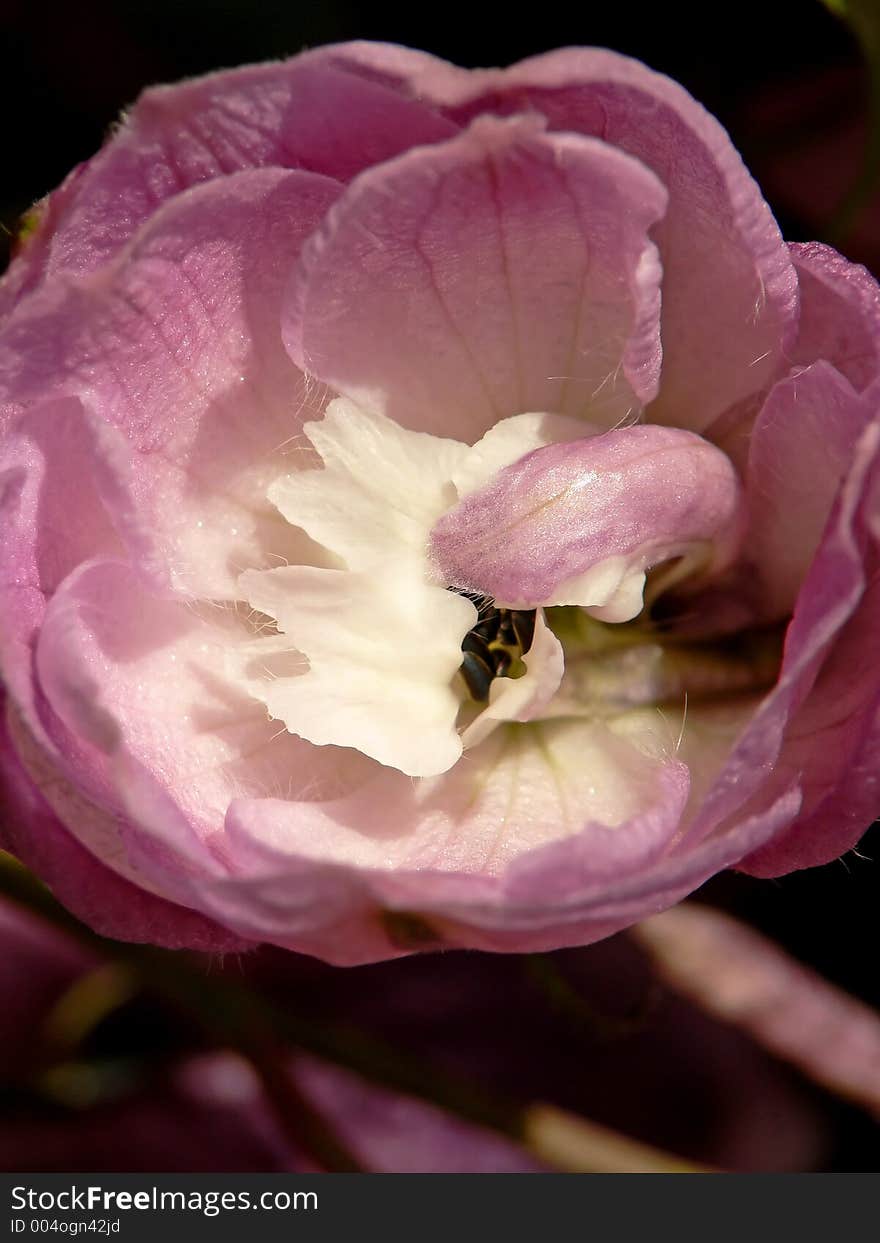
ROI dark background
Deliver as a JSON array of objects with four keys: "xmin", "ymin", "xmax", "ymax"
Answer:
[
  {"xmin": 2, "ymin": 0, "xmax": 875, "ymax": 259},
  {"xmin": 1, "ymin": 0, "xmax": 878, "ymax": 1169}
]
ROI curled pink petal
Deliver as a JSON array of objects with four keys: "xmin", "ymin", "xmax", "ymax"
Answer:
[
  {"xmin": 789, "ymin": 242, "xmax": 880, "ymax": 391},
  {"xmin": 431, "ymin": 424, "xmax": 744, "ymax": 616},
  {"xmin": 683, "ymin": 417, "xmax": 880, "ymax": 873},
  {"xmin": 0, "ymin": 696, "xmax": 247, "ymax": 952},
  {"xmin": 745, "ymin": 361, "xmax": 874, "ymax": 618},
  {"xmin": 740, "ymin": 417, "xmax": 880, "ymax": 874}
]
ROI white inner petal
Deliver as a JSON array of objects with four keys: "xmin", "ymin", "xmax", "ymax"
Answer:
[
  {"xmin": 549, "ymin": 559, "xmax": 648, "ymax": 621},
  {"xmin": 238, "ymin": 564, "xmax": 475, "ymax": 777},
  {"xmin": 237, "ymin": 399, "xmax": 577, "ymax": 777},
  {"xmin": 269, "ymin": 397, "xmax": 469, "ymax": 574}
]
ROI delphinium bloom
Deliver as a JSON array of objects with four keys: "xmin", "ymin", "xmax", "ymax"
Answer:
[{"xmin": 0, "ymin": 44, "xmax": 878, "ymax": 962}]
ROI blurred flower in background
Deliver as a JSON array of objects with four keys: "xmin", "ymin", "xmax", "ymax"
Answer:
[{"xmin": 6, "ymin": 879, "xmax": 878, "ymax": 1173}]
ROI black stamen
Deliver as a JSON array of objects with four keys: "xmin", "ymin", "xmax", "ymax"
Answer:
[
  {"xmin": 448, "ymin": 587, "xmax": 537, "ymax": 702},
  {"xmin": 462, "ymin": 631, "xmax": 492, "ymax": 660},
  {"xmin": 460, "ymin": 650, "xmax": 494, "ymax": 701}
]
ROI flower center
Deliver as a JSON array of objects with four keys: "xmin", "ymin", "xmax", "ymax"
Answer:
[
  {"xmin": 450, "ymin": 590, "xmax": 537, "ymax": 701},
  {"xmin": 235, "ymin": 398, "xmax": 747, "ymax": 779}
]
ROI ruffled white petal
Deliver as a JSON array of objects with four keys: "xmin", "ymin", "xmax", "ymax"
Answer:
[
  {"xmin": 549, "ymin": 559, "xmax": 648, "ymax": 621},
  {"xmin": 268, "ymin": 397, "xmax": 470, "ymax": 573},
  {"xmin": 237, "ymin": 564, "xmax": 475, "ymax": 777}
]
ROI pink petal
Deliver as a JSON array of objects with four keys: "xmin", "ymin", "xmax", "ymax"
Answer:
[
  {"xmin": 22, "ymin": 552, "xmax": 801, "ymax": 964},
  {"xmin": 32, "ymin": 559, "xmax": 369, "ymax": 852},
  {"xmin": 0, "ymin": 699, "xmax": 246, "ymax": 952},
  {"xmin": 191, "ymin": 722, "xmax": 692, "ymax": 962},
  {"xmin": 0, "ymin": 399, "xmax": 126, "ymax": 724},
  {"xmin": 214, "ymin": 780, "xmax": 785, "ymax": 965},
  {"xmin": 499, "ymin": 784, "xmax": 800, "ymax": 920},
  {"xmin": 790, "ymin": 242, "xmax": 880, "ymax": 390},
  {"xmin": 745, "ymin": 361, "xmax": 874, "ymax": 618},
  {"xmin": 317, "ymin": 44, "xmax": 799, "ymax": 431},
  {"xmin": 364, "ymin": 783, "xmax": 796, "ymax": 963},
  {"xmin": 431, "ymin": 424, "xmax": 744, "ymax": 613},
  {"xmin": 687, "ymin": 418, "xmax": 880, "ymax": 872},
  {"xmin": 741, "ymin": 417, "xmax": 880, "ymax": 874},
  {"xmin": 225, "ymin": 719, "xmax": 688, "ymax": 878},
  {"xmin": 294, "ymin": 1058, "xmax": 542, "ymax": 1173},
  {"xmin": 0, "ymin": 394, "xmax": 168, "ymax": 824},
  {"xmin": 637, "ymin": 904, "xmax": 880, "ymax": 1116},
  {"xmin": 284, "ymin": 114, "xmax": 667, "ymax": 439},
  {"xmin": 0, "ymin": 55, "xmax": 456, "ymax": 316},
  {"xmin": 288, "ymin": 41, "xmax": 470, "ymax": 96},
  {"xmin": 1, "ymin": 169, "xmax": 341, "ymax": 597}
]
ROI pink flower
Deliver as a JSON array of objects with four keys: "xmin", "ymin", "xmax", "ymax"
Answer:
[{"xmin": 0, "ymin": 43, "xmax": 878, "ymax": 963}]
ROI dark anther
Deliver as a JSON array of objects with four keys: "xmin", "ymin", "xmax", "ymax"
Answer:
[
  {"xmin": 449, "ymin": 588, "xmax": 537, "ymax": 702},
  {"xmin": 510, "ymin": 609, "xmax": 535, "ymax": 653},
  {"xmin": 460, "ymin": 650, "xmax": 494, "ymax": 701}
]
